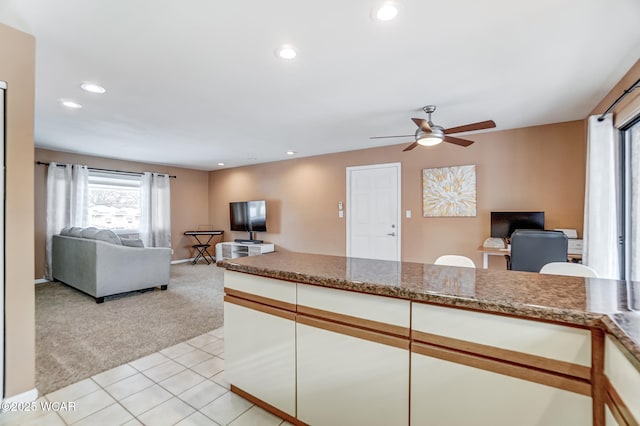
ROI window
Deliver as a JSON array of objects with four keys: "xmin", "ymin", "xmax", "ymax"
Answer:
[
  {"xmin": 88, "ymin": 171, "xmax": 142, "ymax": 232},
  {"xmin": 621, "ymin": 116, "xmax": 640, "ymax": 281}
]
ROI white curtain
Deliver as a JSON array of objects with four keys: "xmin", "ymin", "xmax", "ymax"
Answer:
[
  {"xmin": 583, "ymin": 114, "xmax": 620, "ymax": 279},
  {"xmin": 45, "ymin": 162, "xmax": 89, "ymax": 279},
  {"xmin": 140, "ymin": 172, "xmax": 172, "ymax": 248}
]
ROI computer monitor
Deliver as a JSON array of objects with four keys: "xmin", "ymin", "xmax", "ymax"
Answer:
[{"xmin": 490, "ymin": 211, "xmax": 544, "ymax": 238}]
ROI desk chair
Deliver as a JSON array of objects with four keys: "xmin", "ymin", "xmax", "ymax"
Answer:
[
  {"xmin": 435, "ymin": 255, "xmax": 476, "ymax": 268},
  {"xmin": 509, "ymin": 230, "xmax": 568, "ymax": 273},
  {"xmin": 540, "ymin": 262, "xmax": 599, "ymax": 278},
  {"xmin": 192, "ymin": 225, "xmax": 215, "ymax": 265}
]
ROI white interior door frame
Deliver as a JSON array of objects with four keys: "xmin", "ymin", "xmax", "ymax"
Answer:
[
  {"xmin": 346, "ymin": 162, "xmax": 401, "ymax": 261},
  {"xmin": 1, "ymin": 80, "xmax": 6, "ymax": 401}
]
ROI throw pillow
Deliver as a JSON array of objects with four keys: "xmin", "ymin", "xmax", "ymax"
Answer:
[
  {"xmin": 81, "ymin": 227, "xmax": 100, "ymax": 239},
  {"xmin": 69, "ymin": 227, "xmax": 84, "ymax": 237},
  {"xmin": 60, "ymin": 227, "xmax": 72, "ymax": 236},
  {"xmin": 94, "ymin": 229, "xmax": 122, "ymax": 245},
  {"xmin": 120, "ymin": 238, "xmax": 144, "ymax": 248}
]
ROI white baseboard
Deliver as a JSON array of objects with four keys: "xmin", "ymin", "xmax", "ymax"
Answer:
[
  {"xmin": 3, "ymin": 388, "xmax": 39, "ymax": 404},
  {"xmin": 34, "ymin": 279, "xmax": 49, "ymax": 285},
  {"xmin": 171, "ymin": 258, "xmax": 196, "ymax": 264},
  {"xmin": 171, "ymin": 258, "xmax": 218, "ymax": 265}
]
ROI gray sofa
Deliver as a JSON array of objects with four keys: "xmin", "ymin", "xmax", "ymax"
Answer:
[{"xmin": 52, "ymin": 228, "xmax": 172, "ymax": 303}]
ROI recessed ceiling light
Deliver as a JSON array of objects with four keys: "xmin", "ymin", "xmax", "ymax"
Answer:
[
  {"xmin": 80, "ymin": 82, "xmax": 106, "ymax": 94},
  {"xmin": 276, "ymin": 45, "xmax": 297, "ymax": 60},
  {"xmin": 373, "ymin": 2, "xmax": 399, "ymax": 21},
  {"xmin": 286, "ymin": 151, "xmax": 296, "ymax": 155},
  {"xmin": 59, "ymin": 99, "xmax": 83, "ymax": 109},
  {"xmin": 218, "ymin": 162, "xmax": 225, "ymax": 166}
]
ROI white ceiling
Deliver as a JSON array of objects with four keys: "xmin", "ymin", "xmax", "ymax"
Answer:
[{"xmin": 2, "ymin": 0, "xmax": 640, "ymax": 171}]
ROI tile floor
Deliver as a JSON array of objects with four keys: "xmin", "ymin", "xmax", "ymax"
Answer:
[{"xmin": 0, "ymin": 327, "xmax": 292, "ymax": 426}]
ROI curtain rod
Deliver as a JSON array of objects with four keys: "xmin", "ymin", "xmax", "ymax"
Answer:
[
  {"xmin": 36, "ymin": 161, "xmax": 177, "ymax": 178},
  {"xmin": 597, "ymin": 77, "xmax": 640, "ymax": 122}
]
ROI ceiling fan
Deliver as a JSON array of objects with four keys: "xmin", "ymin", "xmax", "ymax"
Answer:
[{"xmin": 370, "ymin": 105, "xmax": 496, "ymax": 151}]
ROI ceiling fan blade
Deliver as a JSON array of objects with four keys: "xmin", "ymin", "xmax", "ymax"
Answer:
[
  {"xmin": 369, "ymin": 134, "xmax": 414, "ymax": 139},
  {"xmin": 444, "ymin": 136, "xmax": 474, "ymax": 147},
  {"xmin": 411, "ymin": 118, "xmax": 432, "ymax": 132},
  {"xmin": 444, "ymin": 120, "xmax": 496, "ymax": 134},
  {"xmin": 402, "ymin": 141, "xmax": 419, "ymax": 151}
]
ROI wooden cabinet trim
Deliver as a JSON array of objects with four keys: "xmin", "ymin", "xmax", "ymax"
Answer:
[
  {"xmin": 605, "ymin": 376, "xmax": 640, "ymax": 426},
  {"xmin": 224, "ymin": 295, "xmax": 296, "ymax": 321},
  {"xmin": 224, "ymin": 287, "xmax": 297, "ymax": 312},
  {"xmin": 592, "ymin": 328, "xmax": 606, "ymax": 426},
  {"xmin": 231, "ymin": 385, "xmax": 308, "ymax": 426},
  {"xmin": 297, "ymin": 314, "xmax": 410, "ymax": 350},
  {"xmin": 411, "ymin": 329, "xmax": 591, "ymax": 381},
  {"xmin": 412, "ymin": 342, "xmax": 591, "ymax": 396},
  {"xmin": 297, "ymin": 304, "xmax": 410, "ymax": 338}
]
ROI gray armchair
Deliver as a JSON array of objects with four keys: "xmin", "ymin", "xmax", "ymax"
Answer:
[{"xmin": 509, "ymin": 230, "xmax": 568, "ymax": 273}]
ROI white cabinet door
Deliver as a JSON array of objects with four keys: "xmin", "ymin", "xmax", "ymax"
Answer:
[
  {"xmin": 411, "ymin": 351, "xmax": 592, "ymax": 426},
  {"xmin": 224, "ymin": 302, "xmax": 296, "ymax": 416},
  {"xmin": 605, "ymin": 335, "xmax": 640, "ymax": 425},
  {"xmin": 296, "ymin": 319, "xmax": 409, "ymax": 426}
]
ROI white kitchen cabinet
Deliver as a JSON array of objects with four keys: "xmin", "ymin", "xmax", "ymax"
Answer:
[
  {"xmin": 224, "ymin": 302, "xmax": 296, "ymax": 417},
  {"xmin": 604, "ymin": 335, "xmax": 640, "ymax": 425},
  {"xmin": 223, "ymin": 271, "xmax": 296, "ymax": 417},
  {"xmin": 296, "ymin": 319, "xmax": 409, "ymax": 426},
  {"xmin": 296, "ymin": 283, "xmax": 410, "ymax": 426},
  {"xmin": 411, "ymin": 348, "xmax": 592, "ymax": 426},
  {"xmin": 410, "ymin": 302, "xmax": 592, "ymax": 425}
]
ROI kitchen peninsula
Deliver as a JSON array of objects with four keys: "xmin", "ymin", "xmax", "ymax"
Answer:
[{"xmin": 218, "ymin": 252, "xmax": 640, "ymax": 426}]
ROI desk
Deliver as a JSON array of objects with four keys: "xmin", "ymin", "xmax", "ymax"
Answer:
[
  {"xmin": 477, "ymin": 245, "xmax": 582, "ymax": 269},
  {"xmin": 184, "ymin": 230, "xmax": 224, "ymax": 264}
]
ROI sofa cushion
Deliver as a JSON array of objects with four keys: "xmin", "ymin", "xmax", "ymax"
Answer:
[
  {"xmin": 69, "ymin": 227, "xmax": 84, "ymax": 237},
  {"xmin": 60, "ymin": 227, "xmax": 73, "ymax": 236},
  {"xmin": 120, "ymin": 238, "xmax": 144, "ymax": 248},
  {"xmin": 94, "ymin": 229, "xmax": 122, "ymax": 245},
  {"xmin": 81, "ymin": 227, "xmax": 101, "ymax": 239}
]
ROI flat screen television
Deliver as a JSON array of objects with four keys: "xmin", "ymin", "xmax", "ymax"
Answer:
[
  {"xmin": 230, "ymin": 200, "xmax": 267, "ymax": 243},
  {"xmin": 490, "ymin": 211, "xmax": 544, "ymax": 238}
]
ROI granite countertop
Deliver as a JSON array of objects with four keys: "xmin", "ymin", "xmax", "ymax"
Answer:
[{"xmin": 218, "ymin": 251, "xmax": 640, "ymax": 368}]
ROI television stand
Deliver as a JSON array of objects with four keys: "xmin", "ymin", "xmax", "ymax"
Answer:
[
  {"xmin": 234, "ymin": 239, "xmax": 263, "ymax": 244},
  {"xmin": 217, "ymin": 242, "xmax": 275, "ymax": 261}
]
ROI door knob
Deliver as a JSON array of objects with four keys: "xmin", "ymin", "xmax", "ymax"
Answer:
[{"xmin": 387, "ymin": 232, "xmax": 396, "ymax": 236}]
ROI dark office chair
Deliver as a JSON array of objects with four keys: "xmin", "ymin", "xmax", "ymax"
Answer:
[{"xmin": 509, "ymin": 230, "xmax": 568, "ymax": 273}]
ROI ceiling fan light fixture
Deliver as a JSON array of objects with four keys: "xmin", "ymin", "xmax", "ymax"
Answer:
[
  {"xmin": 417, "ymin": 134, "xmax": 444, "ymax": 146},
  {"xmin": 416, "ymin": 126, "xmax": 444, "ymax": 146}
]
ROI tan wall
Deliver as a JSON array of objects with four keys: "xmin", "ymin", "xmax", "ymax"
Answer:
[
  {"xmin": 1, "ymin": 23, "xmax": 36, "ymax": 397},
  {"xmin": 34, "ymin": 149, "xmax": 210, "ymax": 279},
  {"xmin": 209, "ymin": 120, "xmax": 586, "ymax": 268}
]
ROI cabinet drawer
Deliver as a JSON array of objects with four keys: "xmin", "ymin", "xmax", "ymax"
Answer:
[
  {"xmin": 605, "ymin": 335, "xmax": 640, "ymax": 424},
  {"xmin": 224, "ymin": 270, "xmax": 296, "ymax": 306},
  {"xmin": 297, "ymin": 284, "xmax": 410, "ymax": 335},
  {"xmin": 412, "ymin": 303, "xmax": 591, "ymax": 368}
]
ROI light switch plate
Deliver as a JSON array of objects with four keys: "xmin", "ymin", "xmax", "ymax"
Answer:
[{"xmin": 405, "ymin": 210, "xmax": 411, "ymax": 218}]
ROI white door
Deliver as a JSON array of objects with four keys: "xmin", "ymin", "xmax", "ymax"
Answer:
[
  {"xmin": 347, "ymin": 163, "xmax": 401, "ymax": 261},
  {"xmin": 0, "ymin": 81, "xmax": 6, "ymax": 401}
]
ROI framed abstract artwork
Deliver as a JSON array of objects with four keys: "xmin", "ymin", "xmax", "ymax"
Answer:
[{"xmin": 422, "ymin": 165, "xmax": 476, "ymax": 217}]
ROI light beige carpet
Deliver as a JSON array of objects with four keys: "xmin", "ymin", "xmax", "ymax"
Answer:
[{"xmin": 35, "ymin": 263, "xmax": 225, "ymax": 395}]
